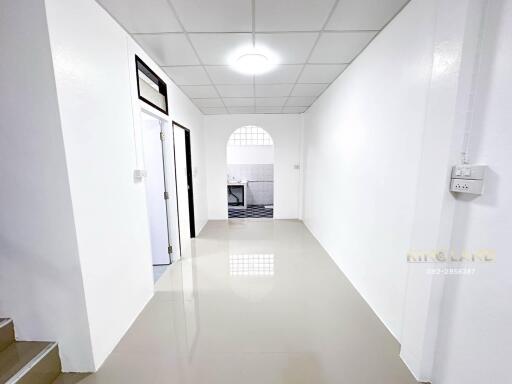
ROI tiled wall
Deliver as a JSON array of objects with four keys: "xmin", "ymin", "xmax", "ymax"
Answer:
[{"xmin": 228, "ymin": 164, "xmax": 274, "ymax": 205}]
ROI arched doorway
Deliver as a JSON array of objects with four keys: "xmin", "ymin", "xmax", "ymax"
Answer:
[{"xmin": 226, "ymin": 126, "xmax": 274, "ymax": 219}]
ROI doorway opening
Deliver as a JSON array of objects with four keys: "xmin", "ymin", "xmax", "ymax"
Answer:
[
  {"xmin": 173, "ymin": 122, "xmax": 196, "ymax": 257},
  {"xmin": 140, "ymin": 112, "xmax": 172, "ymax": 279},
  {"xmin": 226, "ymin": 126, "xmax": 274, "ymax": 219}
]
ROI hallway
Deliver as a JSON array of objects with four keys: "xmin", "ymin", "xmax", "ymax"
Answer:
[{"xmin": 81, "ymin": 220, "xmax": 416, "ymax": 383}]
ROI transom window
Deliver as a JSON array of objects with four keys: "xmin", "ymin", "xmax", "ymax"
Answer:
[
  {"xmin": 135, "ymin": 55, "xmax": 168, "ymax": 115},
  {"xmin": 228, "ymin": 126, "xmax": 273, "ymax": 146}
]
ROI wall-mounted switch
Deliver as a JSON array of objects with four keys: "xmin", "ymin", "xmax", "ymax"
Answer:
[
  {"xmin": 451, "ymin": 165, "xmax": 486, "ymax": 180},
  {"xmin": 133, "ymin": 169, "xmax": 147, "ymax": 182},
  {"xmin": 450, "ymin": 165, "xmax": 486, "ymax": 195}
]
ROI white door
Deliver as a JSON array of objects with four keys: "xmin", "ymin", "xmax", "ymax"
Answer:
[
  {"xmin": 174, "ymin": 126, "xmax": 190, "ymax": 253},
  {"xmin": 142, "ymin": 114, "xmax": 170, "ymax": 265}
]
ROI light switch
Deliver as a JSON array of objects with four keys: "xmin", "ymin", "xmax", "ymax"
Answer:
[
  {"xmin": 450, "ymin": 165, "xmax": 487, "ymax": 195},
  {"xmin": 451, "ymin": 165, "xmax": 486, "ymax": 180},
  {"xmin": 133, "ymin": 169, "xmax": 147, "ymax": 182}
]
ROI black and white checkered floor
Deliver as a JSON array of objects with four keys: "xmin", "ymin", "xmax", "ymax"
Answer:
[{"xmin": 228, "ymin": 205, "xmax": 273, "ymax": 218}]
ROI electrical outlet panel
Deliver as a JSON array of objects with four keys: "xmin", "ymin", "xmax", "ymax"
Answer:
[
  {"xmin": 450, "ymin": 178, "xmax": 484, "ymax": 194},
  {"xmin": 450, "ymin": 165, "xmax": 486, "ymax": 195}
]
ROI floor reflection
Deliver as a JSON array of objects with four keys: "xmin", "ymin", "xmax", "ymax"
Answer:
[
  {"xmin": 180, "ymin": 255, "xmax": 198, "ymax": 357},
  {"xmin": 229, "ymin": 254, "xmax": 274, "ymax": 276},
  {"xmin": 80, "ymin": 220, "xmax": 417, "ymax": 384}
]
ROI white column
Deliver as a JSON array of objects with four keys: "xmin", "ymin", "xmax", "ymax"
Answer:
[{"xmin": 400, "ymin": 0, "xmax": 490, "ymax": 381}]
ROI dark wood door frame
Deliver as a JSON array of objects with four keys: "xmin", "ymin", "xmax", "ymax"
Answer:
[{"xmin": 172, "ymin": 122, "xmax": 196, "ymax": 256}]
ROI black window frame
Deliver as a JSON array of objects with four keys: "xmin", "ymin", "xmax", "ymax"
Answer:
[{"xmin": 135, "ymin": 55, "xmax": 169, "ymax": 115}]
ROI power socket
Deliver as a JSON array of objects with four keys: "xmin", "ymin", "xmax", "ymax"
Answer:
[
  {"xmin": 450, "ymin": 164, "xmax": 486, "ymax": 195},
  {"xmin": 450, "ymin": 178, "xmax": 483, "ymax": 195}
]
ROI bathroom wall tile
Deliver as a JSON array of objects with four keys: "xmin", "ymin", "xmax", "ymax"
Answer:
[{"xmin": 227, "ymin": 164, "xmax": 274, "ymax": 205}]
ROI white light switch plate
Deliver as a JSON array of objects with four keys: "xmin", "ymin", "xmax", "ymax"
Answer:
[
  {"xmin": 133, "ymin": 169, "xmax": 147, "ymax": 182},
  {"xmin": 451, "ymin": 165, "xmax": 486, "ymax": 180},
  {"xmin": 450, "ymin": 178, "xmax": 484, "ymax": 194}
]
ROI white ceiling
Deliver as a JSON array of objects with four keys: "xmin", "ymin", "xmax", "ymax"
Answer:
[{"xmin": 96, "ymin": 0, "xmax": 410, "ymax": 114}]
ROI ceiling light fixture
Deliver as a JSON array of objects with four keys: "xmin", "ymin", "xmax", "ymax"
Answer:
[{"xmin": 230, "ymin": 47, "xmax": 278, "ymax": 75}]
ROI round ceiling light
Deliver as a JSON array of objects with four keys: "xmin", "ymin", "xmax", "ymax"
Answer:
[{"xmin": 230, "ymin": 48, "xmax": 278, "ymax": 75}]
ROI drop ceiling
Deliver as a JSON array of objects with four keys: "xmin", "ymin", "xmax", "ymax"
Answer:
[{"xmin": 96, "ymin": 0, "xmax": 409, "ymax": 114}]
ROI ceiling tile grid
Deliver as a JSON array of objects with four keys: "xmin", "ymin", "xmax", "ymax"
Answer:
[
  {"xmin": 255, "ymin": 33, "xmax": 319, "ymax": 64},
  {"xmin": 180, "ymin": 85, "xmax": 218, "ymax": 99},
  {"xmin": 96, "ymin": 0, "xmax": 410, "ymax": 114},
  {"xmin": 228, "ymin": 106, "xmax": 257, "ymax": 114},
  {"xmin": 216, "ymin": 85, "xmax": 254, "ymax": 98},
  {"xmin": 223, "ymin": 98, "xmax": 255, "ymax": 107},
  {"xmin": 255, "ymin": 84, "xmax": 294, "ymax": 98},
  {"xmin": 133, "ymin": 34, "xmax": 199, "ymax": 66},
  {"xmin": 192, "ymin": 98, "xmax": 224, "ymax": 108},
  {"xmin": 163, "ymin": 66, "xmax": 211, "ymax": 85},
  {"xmin": 205, "ymin": 66, "xmax": 253, "ymax": 85},
  {"xmin": 98, "ymin": 0, "xmax": 182, "ymax": 33},
  {"xmin": 189, "ymin": 33, "xmax": 253, "ymax": 65}
]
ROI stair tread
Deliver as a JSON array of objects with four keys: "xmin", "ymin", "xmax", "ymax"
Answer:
[
  {"xmin": 0, "ymin": 341, "xmax": 52, "ymax": 383},
  {"xmin": 0, "ymin": 319, "xmax": 14, "ymax": 352},
  {"xmin": 52, "ymin": 373, "xmax": 89, "ymax": 383}
]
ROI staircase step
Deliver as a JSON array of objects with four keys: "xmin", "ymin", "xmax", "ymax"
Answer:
[
  {"xmin": 0, "ymin": 341, "xmax": 60, "ymax": 384},
  {"xmin": 51, "ymin": 373, "xmax": 89, "ymax": 384},
  {"xmin": 0, "ymin": 319, "xmax": 14, "ymax": 352}
]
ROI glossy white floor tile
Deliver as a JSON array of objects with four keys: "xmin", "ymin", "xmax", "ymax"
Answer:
[
  {"xmin": 82, "ymin": 220, "xmax": 417, "ymax": 384},
  {"xmin": 153, "ymin": 265, "xmax": 169, "ymax": 283}
]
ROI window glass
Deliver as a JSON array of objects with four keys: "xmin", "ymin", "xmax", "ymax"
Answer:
[{"xmin": 228, "ymin": 126, "xmax": 273, "ymax": 146}]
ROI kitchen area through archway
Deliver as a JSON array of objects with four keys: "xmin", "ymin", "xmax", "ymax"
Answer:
[{"xmin": 226, "ymin": 126, "xmax": 274, "ymax": 219}]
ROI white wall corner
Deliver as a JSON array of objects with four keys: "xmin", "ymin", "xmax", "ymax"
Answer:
[
  {"xmin": 0, "ymin": 0, "xmax": 96, "ymax": 372},
  {"xmin": 399, "ymin": 0, "xmax": 490, "ymax": 381},
  {"xmin": 298, "ymin": 113, "xmax": 306, "ymax": 221}
]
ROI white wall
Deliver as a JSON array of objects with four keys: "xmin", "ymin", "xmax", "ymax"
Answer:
[
  {"xmin": 398, "ymin": 0, "xmax": 482, "ymax": 378},
  {"xmin": 227, "ymin": 145, "xmax": 274, "ymax": 165},
  {"xmin": 0, "ymin": 0, "xmax": 94, "ymax": 371},
  {"xmin": 45, "ymin": 0, "xmax": 154, "ymax": 368},
  {"xmin": 302, "ymin": 0, "xmax": 436, "ymax": 339},
  {"xmin": 127, "ymin": 39, "xmax": 209, "ymax": 251},
  {"xmin": 302, "ymin": 0, "xmax": 509, "ymax": 381},
  {"xmin": 0, "ymin": 0, "xmax": 208, "ymax": 372},
  {"xmin": 432, "ymin": 0, "xmax": 512, "ymax": 382},
  {"xmin": 205, "ymin": 114, "xmax": 302, "ymax": 220},
  {"xmin": 45, "ymin": 0, "xmax": 208, "ymax": 369}
]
